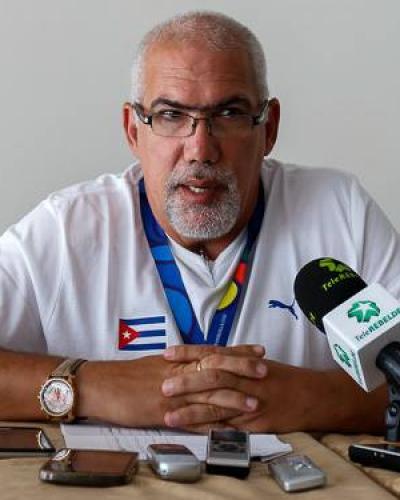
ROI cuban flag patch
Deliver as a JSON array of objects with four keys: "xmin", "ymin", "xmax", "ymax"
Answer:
[{"xmin": 118, "ymin": 316, "xmax": 167, "ymax": 351}]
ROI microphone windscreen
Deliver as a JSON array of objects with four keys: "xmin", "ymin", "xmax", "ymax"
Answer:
[{"xmin": 294, "ymin": 257, "xmax": 367, "ymax": 333}]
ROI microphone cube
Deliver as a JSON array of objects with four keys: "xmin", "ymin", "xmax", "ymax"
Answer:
[{"xmin": 323, "ymin": 283, "xmax": 400, "ymax": 392}]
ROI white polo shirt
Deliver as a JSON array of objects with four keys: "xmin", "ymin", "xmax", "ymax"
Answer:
[{"xmin": 0, "ymin": 159, "xmax": 399, "ymax": 370}]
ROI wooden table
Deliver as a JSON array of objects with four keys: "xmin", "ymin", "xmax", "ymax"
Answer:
[{"xmin": 0, "ymin": 422, "xmax": 396, "ymax": 499}]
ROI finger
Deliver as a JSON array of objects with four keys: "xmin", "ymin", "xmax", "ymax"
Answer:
[
  {"xmin": 164, "ymin": 404, "xmax": 241, "ymax": 428},
  {"xmin": 162, "ymin": 369, "xmax": 242, "ymax": 396},
  {"xmin": 164, "ymin": 344, "xmax": 265, "ymax": 362},
  {"xmin": 185, "ymin": 389, "xmax": 258, "ymax": 413},
  {"xmin": 185, "ymin": 353, "xmax": 268, "ymax": 379}
]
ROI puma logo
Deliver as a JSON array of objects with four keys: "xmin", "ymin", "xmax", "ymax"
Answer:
[{"xmin": 268, "ymin": 299, "xmax": 298, "ymax": 320}]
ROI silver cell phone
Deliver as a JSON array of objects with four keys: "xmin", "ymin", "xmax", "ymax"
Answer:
[
  {"xmin": 349, "ymin": 442, "xmax": 400, "ymax": 472},
  {"xmin": 0, "ymin": 426, "xmax": 55, "ymax": 457},
  {"xmin": 206, "ymin": 429, "xmax": 250, "ymax": 479},
  {"xmin": 147, "ymin": 443, "xmax": 201, "ymax": 482},
  {"xmin": 39, "ymin": 449, "xmax": 138, "ymax": 487},
  {"xmin": 268, "ymin": 454, "xmax": 326, "ymax": 492}
]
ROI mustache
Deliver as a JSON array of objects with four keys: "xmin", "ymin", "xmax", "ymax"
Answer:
[{"xmin": 166, "ymin": 162, "xmax": 233, "ymax": 188}]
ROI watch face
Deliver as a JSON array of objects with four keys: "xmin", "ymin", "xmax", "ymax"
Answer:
[{"xmin": 40, "ymin": 378, "xmax": 74, "ymax": 417}]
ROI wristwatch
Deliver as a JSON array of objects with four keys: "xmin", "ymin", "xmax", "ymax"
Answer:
[{"xmin": 39, "ymin": 358, "xmax": 87, "ymax": 422}]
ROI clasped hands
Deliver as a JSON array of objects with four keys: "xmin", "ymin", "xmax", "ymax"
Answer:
[
  {"xmin": 160, "ymin": 344, "xmax": 269, "ymax": 432},
  {"xmin": 83, "ymin": 344, "xmax": 367, "ymax": 434}
]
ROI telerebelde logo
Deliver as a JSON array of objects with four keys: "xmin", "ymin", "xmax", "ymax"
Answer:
[
  {"xmin": 347, "ymin": 301, "xmax": 380, "ymax": 323},
  {"xmin": 319, "ymin": 258, "xmax": 352, "ymax": 273},
  {"xmin": 333, "ymin": 344, "xmax": 352, "ymax": 368},
  {"xmin": 319, "ymin": 258, "xmax": 358, "ymax": 292}
]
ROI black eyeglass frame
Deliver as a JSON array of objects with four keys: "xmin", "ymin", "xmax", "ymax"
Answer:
[{"xmin": 132, "ymin": 100, "xmax": 269, "ymax": 137}]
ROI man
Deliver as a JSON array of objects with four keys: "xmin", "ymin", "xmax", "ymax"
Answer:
[{"xmin": 0, "ymin": 11, "xmax": 399, "ymax": 433}]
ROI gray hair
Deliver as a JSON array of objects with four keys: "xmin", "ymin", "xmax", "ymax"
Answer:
[{"xmin": 130, "ymin": 11, "xmax": 269, "ymax": 103}]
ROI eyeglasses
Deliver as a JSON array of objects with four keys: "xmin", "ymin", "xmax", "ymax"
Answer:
[{"xmin": 132, "ymin": 100, "xmax": 268, "ymax": 138}]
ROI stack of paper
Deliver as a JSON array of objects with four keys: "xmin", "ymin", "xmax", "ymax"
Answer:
[{"xmin": 61, "ymin": 422, "xmax": 292, "ymax": 461}]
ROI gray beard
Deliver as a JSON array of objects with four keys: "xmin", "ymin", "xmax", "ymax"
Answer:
[{"xmin": 165, "ymin": 163, "xmax": 241, "ymax": 241}]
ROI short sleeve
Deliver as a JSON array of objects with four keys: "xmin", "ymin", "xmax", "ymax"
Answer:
[{"xmin": 0, "ymin": 200, "xmax": 65, "ymax": 352}]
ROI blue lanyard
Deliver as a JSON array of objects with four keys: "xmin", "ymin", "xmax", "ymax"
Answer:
[{"xmin": 139, "ymin": 178, "xmax": 265, "ymax": 345}]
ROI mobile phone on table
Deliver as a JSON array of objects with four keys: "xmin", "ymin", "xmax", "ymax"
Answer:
[
  {"xmin": 0, "ymin": 426, "xmax": 55, "ymax": 457},
  {"xmin": 147, "ymin": 443, "xmax": 201, "ymax": 482},
  {"xmin": 268, "ymin": 454, "xmax": 326, "ymax": 492},
  {"xmin": 39, "ymin": 449, "xmax": 138, "ymax": 486},
  {"xmin": 206, "ymin": 429, "xmax": 250, "ymax": 479},
  {"xmin": 349, "ymin": 442, "xmax": 400, "ymax": 472}
]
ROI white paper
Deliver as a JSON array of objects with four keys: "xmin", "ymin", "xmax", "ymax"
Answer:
[{"xmin": 61, "ymin": 422, "xmax": 292, "ymax": 460}]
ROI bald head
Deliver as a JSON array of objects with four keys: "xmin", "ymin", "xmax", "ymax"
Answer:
[{"xmin": 130, "ymin": 11, "xmax": 269, "ymax": 103}]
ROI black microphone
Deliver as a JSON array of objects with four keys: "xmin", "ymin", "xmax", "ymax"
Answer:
[{"xmin": 294, "ymin": 257, "xmax": 367, "ymax": 333}]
